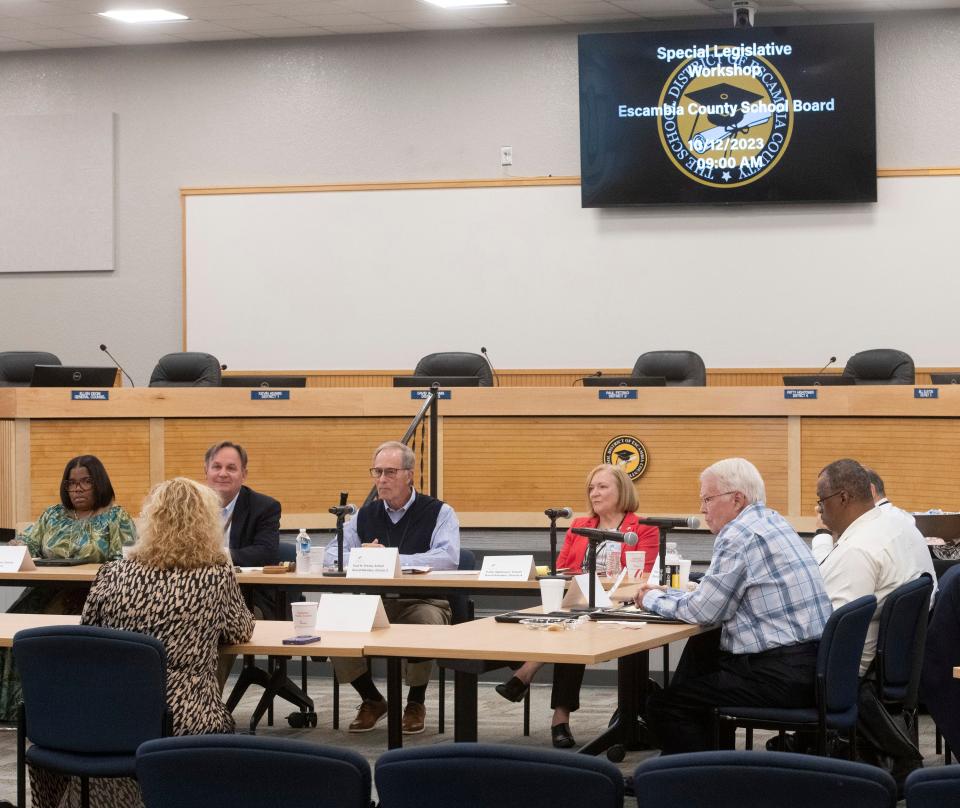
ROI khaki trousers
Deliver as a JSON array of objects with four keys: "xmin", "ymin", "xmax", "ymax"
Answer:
[{"xmin": 332, "ymin": 598, "xmax": 452, "ymax": 688}]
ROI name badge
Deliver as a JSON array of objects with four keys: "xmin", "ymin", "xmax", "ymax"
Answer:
[
  {"xmin": 250, "ymin": 390, "xmax": 290, "ymax": 400},
  {"xmin": 478, "ymin": 554, "xmax": 535, "ymax": 581},
  {"xmin": 599, "ymin": 389, "xmax": 638, "ymax": 400},
  {"xmin": 71, "ymin": 390, "xmax": 109, "ymax": 400},
  {"xmin": 784, "ymin": 389, "xmax": 817, "ymax": 400},
  {"xmin": 410, "ymin": 390, "xmax": 452, "ymax": 400},
  {"xmin": 914, "ymin": 388, "xmax": 938, "ymax": 399},
  {"xmin": 347, "ymin": 547, "xmax": 401, "ymax": 578}
]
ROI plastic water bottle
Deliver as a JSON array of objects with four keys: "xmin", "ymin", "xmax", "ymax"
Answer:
[{"xmin": 296, "ymin": 529, "xmax": 311, "ymax": 574}]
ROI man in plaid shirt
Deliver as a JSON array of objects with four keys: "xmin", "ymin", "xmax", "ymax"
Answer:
[{"xmin": 635, "ymin": 457, "xmax": 831, "ymax": 754}]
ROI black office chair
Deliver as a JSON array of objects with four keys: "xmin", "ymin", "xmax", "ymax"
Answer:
[
  {"xmin": 413, "ymin": 352, "xmax": 493, "ymax": 386},
  {"xmin": 904, "ymin": 766, "xmax": 960, "ymax": 808},
  {"xmin": 137, "ymin": 735, "xmax": 372, "ymax": 808},
  {"xmin": 148, "ymin": 352, "xmax": 222, "ymax": 387},
  {"xmin": 14, "ymin": 625, "xmax": 172, "ymax": 808},
  {"xmin": 632, "ymin": 751, "xmax": 896, "ymax": 808},
  {"xmin": 842, "ymin": 349, "xmax": 915, "ymax": 385},
  {"xmin": 921, "ymin": 565, "xmax": 960, "ymax": 764},
  {"xmin": 376, "ymin": 743, "xmax": 624, "ymax": 808},
  {"xmin": 0, "ymin": 351, "xmax": 61, "ymax": 386},
  {"xmin": 714, "ymin": 594, "xmax": 877, "ymax": 757},
  {"xmin": 874, "ymin": 575, "xmax": 933, "ymax": 745},
  {"xmin": 632, "ymin": 350, "xmax": 706, "ymax": 386}
]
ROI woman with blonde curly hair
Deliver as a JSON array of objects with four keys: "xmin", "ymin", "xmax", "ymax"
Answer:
[{"xmin": 30, "ymin": 477, "xmax": 254, "ymax": 808}]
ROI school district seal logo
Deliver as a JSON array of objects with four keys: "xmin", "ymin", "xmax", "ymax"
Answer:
[
  {"xmin": 603, "ymin": 436, "xmax": 648, "ymax": 480},
  {"xmin": 657, "ymin": 48, "xmax": 793, "ymax": 188}
]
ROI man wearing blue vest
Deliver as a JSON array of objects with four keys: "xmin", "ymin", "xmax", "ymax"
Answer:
[{"xmin": 324, "ymin": 440, "xmax": 460, "ymax": 735}]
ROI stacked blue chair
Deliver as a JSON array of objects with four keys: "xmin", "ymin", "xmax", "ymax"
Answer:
[
  {"xmin": 14, "ymin": 625, "xmax": 171, "ymax": 808},
  {"xmin": 376, "ymin": 743, "xmax": 624, "ymax": 808},
  {"xmin": 136, "ymin": 735, "xmax": 372, "ymax": 808},
  {"xmin": 714, "ymin": 594, "xmax": 876, "ymax": 756},
  {"xmin": 633, "ymin": 750, "xmax": 896, "ymax": 808}
]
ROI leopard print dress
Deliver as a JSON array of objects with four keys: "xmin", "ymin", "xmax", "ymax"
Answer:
[{"xmin": 30, "ymin": 559, "xmax": 255, "ymax": 808}]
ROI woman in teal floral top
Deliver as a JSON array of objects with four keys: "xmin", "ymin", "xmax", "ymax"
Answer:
[{"xmin": 0, "ymin": 455, "xmax": 136, "ymax": 720}]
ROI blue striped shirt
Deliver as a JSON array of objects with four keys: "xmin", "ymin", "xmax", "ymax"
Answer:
[{"xmin": 643, "ymin": 503, "xmax": 831, "ymax": 654}]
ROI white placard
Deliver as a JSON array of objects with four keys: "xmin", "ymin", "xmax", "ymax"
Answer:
[
  {"xmin": 314, "ymin": 593, "xmax": 390, "ymax": 632},
  {"xmin": 347, "ymin": 547, "xmax": 400, "ymax": 579},
  {"xmin": 0, "ymin": 546, "xmax": 36, "ymax": 572},
  {"xmin": 562, "ymin": 573, "xmax": 612, "ymax": 608},
  {"xmin": 478, "ymin": 554, "xmax": 535, "ymax": 581}
]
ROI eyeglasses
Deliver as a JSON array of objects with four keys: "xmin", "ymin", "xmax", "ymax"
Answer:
[
  {"xmin": 369, "ymin": 467, "xmax": 410, "ymax": 479},
  {"xmin": 816, "ymin": 490, "xmax": 844, "ymax": 509},
  {"xmin": 65, "ymin": 479, "xmax": 94, "ymax": 491},
  {"xmin": 700, "ymin": 490, "xmax": 736, "ymax": 507}
]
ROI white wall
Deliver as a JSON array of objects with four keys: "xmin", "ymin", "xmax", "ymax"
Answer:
[{"xmin": 0, "ymin": 11, "xmax": 958, "ymax": 382}]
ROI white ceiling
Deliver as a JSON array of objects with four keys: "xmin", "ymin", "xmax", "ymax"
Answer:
[{"xmin": 0, "ymin": 0, "xmax": 956, "ymax": 51}]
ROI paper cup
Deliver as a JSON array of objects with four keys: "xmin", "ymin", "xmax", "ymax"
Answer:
[
  {"xmin": 290, "ymin": 601, "xmax": 319, "ymax": 636},
  {"xmin": 539, "ymin": 578, "xmax": 566, "ymax": 612},
  {"xmin": 624, "ymin": 550, "xmax": 646, "ymax": 578},
  {"xmin": 679, "ymin": 559, "xmax": 692, "ymax": 589}
]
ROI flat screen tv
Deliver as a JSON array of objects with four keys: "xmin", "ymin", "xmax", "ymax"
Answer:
[{"xmin": 579, "ymin": 23, "xmax": 876, "ymax": 206}]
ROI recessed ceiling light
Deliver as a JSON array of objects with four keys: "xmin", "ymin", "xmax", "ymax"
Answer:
[
  {"xmin": 420, "ymin": 0, "xmax": 509, "ymax": 9},
  {"xmin": 98, "ymin": 9, "xmax": 189, "ymax": 23}
]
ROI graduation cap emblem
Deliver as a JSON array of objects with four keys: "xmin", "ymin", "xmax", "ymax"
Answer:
[
  {"xmin": 686, "ymin": 83, "xmax": 764, "ymax": 130},
  {"xmin": 603, "ymin": 436, "xmax": 648, "ymax": 480}
]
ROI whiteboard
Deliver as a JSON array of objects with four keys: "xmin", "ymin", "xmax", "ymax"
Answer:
[{"xmin": 184, "ymin": 176, "xmax": 959, "ymax": 370}]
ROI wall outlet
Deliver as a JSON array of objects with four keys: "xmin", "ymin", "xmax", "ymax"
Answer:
[{"xmin": 500, "ymin": 146, "xmax": 513, "ymax": 166}]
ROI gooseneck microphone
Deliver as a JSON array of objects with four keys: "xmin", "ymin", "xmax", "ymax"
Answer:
[
  {"xmin": 814, "ymin": 356, "xmax": 837, "ymax": 383},
  {"xmin": 544, "ymin": 507, "xmax": 573, "ymax": 520},
  {"xmin": 570, "ymin": 526, "xmax": 639, "ymax": 546},
  {"xmin": 480, "ymin": 346, "xmax": 500, "ymax": 387},
  {"xmin": 99, "ymin": 344, "xmax": 135, "ymax": 387},
  {"xmin": 329, "ymin": 491, "xmax": 352, "ymax": 576},
  {"xmin": 572, "ymin": 371, "xmax": 602, "ymax": 386},
  {"xmin": 636, "ymin": 516, "xmax": 701, "ymax": 530}
]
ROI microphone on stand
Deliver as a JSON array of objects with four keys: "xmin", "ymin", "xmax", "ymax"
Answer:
[
  {"xmin": 570, "ymin": 527, "xmax": 640, "ymax": 546},
  {"xmin": 544, "ymin": 507, "xmax": 573, "ymax": 577},
  {"xmin": 813, "ymin": 356, "xmax": 837, "ymax": 385},
  {"xmin": 572, "ymin": 371, "xmax": 602, "ymax": 386},
  {"xmin": 99, "ymin": 344, "xmax": 135, "ymax": 387},
  {"xmin": 636, "ymin": 516, "xmax": 701, "ymax": 530},
  {"xmin": 327, "ymin": 491, "xmax": 352, "ymax": 576},
  {"xmin": 480, "ymin": 346, "xmax": 499, "ymax": 387}
]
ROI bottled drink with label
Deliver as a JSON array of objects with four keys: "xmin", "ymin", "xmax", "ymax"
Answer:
[
  {"xmin": 605, "ymin": 546, "xmax": 622, "ymax": 578},
  {"xmin": 296, "ymin": 529, "xmax": 312, "ymax": 574}
]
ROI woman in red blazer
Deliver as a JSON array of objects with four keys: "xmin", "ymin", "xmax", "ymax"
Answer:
[{"xmin": 495, "ymin": 463, "xmax": 658, "ymax": 748}]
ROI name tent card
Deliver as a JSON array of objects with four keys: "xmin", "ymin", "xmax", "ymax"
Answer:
[
  {"xmin": 479, "ymin": 554, "xmax": 535, "ymax": 581},
  {"xmin": 347, "ymin": 547, "xmax": 401, "ymax": 579},
  {"xmin": 0, "ymin": 546, "xmax": 37, "ymax": 572},
  {"xmin": 562, "ymin": 573, "xmax": 613, "ymax": 608},
  {"xmin": 315, "ymin": 593, "xmax": 390, "ymax": 632}
]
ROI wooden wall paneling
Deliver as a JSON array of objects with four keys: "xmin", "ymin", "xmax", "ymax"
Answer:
[
  {"xmin": 787, "ymin": 416, "xmax": 802, "ymax": 515},
  {"xmin": 162, "ymin": 417, "xmax": 411, "ymax": 513},
  {"xmin": 440, "ymin": 416, "xmax": 789, "ymax": 515},
  {"xmin": 28, "ymin": 419, "xmax": 151, "ymax": 520},
  {"xmin": 800, "ymin": 417, "xmax": 960, "ymax": 514},
  {"xmin": 0, "ymin": 422, "xmax": 14, "ymax": 528},
  {"xmin": 149, "ymin": 418, "xmax": 165, "ymax": 488},
  {"xmin": 15, "ymin": 420, "xmax": 30, "ymax": 525}
]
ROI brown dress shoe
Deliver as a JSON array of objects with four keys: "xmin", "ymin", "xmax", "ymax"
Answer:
[
  {"xmin": 348, "ymin": 699, "xmax": 388, "ymax": 733},
  {"xmin": 402, "ymin": 702, "xmax": 426, "ymax": 735}
]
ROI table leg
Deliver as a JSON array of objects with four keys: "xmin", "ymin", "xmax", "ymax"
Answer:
[
  {"xmin": 578, "ymin": 650, "xmax": 648, "ymax": 756},
  {"xmin": 453, "ymin": 668, "xmax": 478, "ymax": 742},
  {"xmin": 386, "ymin": 656, "xmax": 403, "ymax": 749}
]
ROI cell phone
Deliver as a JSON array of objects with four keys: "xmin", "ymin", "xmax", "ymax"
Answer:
[{"xmin": 282, "ymin": 635, "xmax": 322, "ymax": 645}]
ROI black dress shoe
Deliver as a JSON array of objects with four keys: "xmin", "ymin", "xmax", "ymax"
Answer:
[
  {"xmin": 495, "ymin": 676, "xmax": 529, "ymax": 703},
  {"xmin": 551, "ymin": 723, "xmax": 576, "ymax": 749}
]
